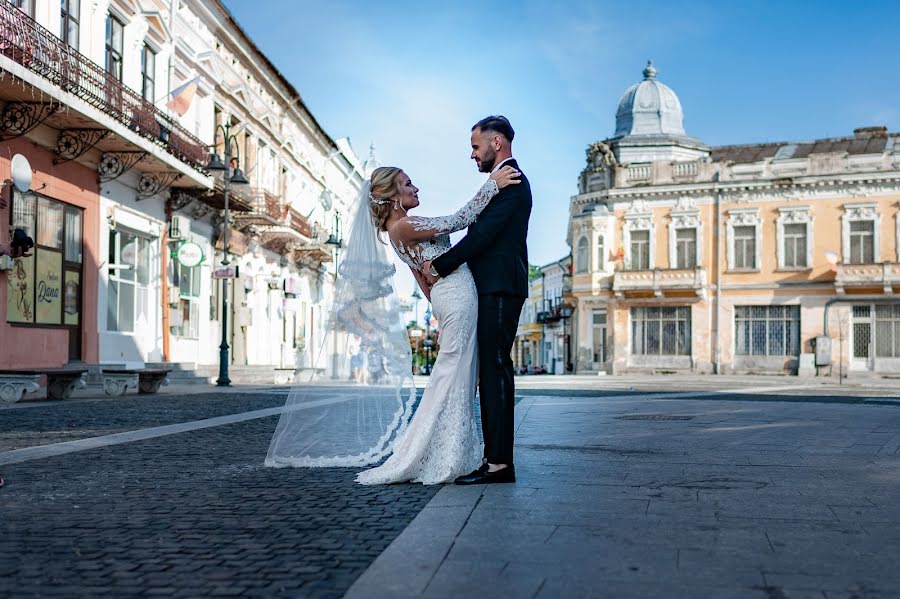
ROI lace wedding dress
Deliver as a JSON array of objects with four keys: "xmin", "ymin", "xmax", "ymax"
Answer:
[{"xmin": 356, "ymin": 179, "xmax": 499, "ymax": 485}]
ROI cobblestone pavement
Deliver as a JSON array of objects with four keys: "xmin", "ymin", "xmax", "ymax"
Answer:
[{"xmin": 0, "ymin": 402, "xmax": 438, "ymax": 598}]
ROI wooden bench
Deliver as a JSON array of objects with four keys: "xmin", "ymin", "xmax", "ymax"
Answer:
[
  {"xmin": 0, "ymin": 368, "xmax": 87, "ymax": 402},
  {"xmin": 102, "ymin": 368, "xmax": 171, "ymax": 396}
]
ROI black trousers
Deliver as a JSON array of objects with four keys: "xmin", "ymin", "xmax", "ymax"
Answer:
[{"xmin": 477, "ymin": 294, "xmax": 526, "ymax": 465}]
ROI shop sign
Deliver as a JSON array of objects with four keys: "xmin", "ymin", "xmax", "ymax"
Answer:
[
  {"xmin": 35, "ymin": 249, "xmax": 62, "ymax": 324},
  {"xmin": 212, "ymin": 265, "xmax": 239, "ymax": 279},
  {"xmin": 176, "ymin": 242, "xmax": 204, "ymax": 267}
]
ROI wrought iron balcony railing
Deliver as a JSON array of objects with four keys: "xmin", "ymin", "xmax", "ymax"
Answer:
[{"xmin": 0, "ymin": 3, "xmax": 207, "ymax": 171}]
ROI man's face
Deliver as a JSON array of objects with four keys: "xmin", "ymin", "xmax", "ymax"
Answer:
[{"xmin": 470, "ymin": 128, "xmax": 499, "ymax": 173}]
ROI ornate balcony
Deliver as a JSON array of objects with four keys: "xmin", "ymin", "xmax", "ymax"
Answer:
[
  {"xmin": 613, "ymin": 267, "xmax": 707, "ymax": 298},
  {"xmin": 232, "ymin": 188, "xmax": 287, "ymax": 228},
  {"xmin": 0, "ymin": 3, "xmax": 208, "ymax": 179},
  {"xmin": 835, "ymin": 263, "xmax": 900, "ymax": 295}
]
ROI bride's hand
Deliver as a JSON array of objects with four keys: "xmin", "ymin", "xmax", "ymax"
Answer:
[{"xmin": 489, "ymin": 165, "xmax": 521, "ymax": 189}]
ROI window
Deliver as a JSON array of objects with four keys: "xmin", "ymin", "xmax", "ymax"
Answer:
[
  {"xmin": 592, "ymin": 310, "xmax": 607, "ymax": 365},
  {"xmin": 9, "ymin": 0, "xmax": 34, "ymax": 17},
  {"xmin": 108, "ymin": 230, "xmax": 152, "ymax": 333},
  {"xmin": 60, "ymin": 0, "xmax": 79, "ymax": 49},
  {"xmin": 141, "ymin": 44, "xmax": 156, "ymax": 102},
  {"xmin": 733, "ymin": 226, "xmax": 756, "ymax": 269},
  {"xmin": 105, "ymin": 13, "xmax": 124, "ymax": 81},
  {"xmin": 596, "ymin": 235, "xmax": 605, "ymax": 269},
  {"xmin": 177, "ymin": 261, "xmax": 201, "ymax": 338},
  {"xmin": 875, "ymin": 304, "xmax": 900, "ymax": 358},
  {"xmin": 781, "ymin": 223, "xmax": 807, "ymax": 268},
  {"xmin": 7, "ymin": 192, "xmax": 83, "ymax": 326},
  {"xmin": 631, "ymin": 306, "xmax": 691, "ymax": 356},
  {"xmin": 629, "ymin": 230, "xmax": 650, "ymax": 270},
  {"xmin": 734, "ymin": 306, "xmax": 800, "ymax": 356},
  {"xmin": 675, "ymin": 228, "xmax": 696, "ymax": 269},
  {"xmin": 575, "ymin": 237, "xmax": 589, "ymax": 274},
  {"xmin": 848, "ymin": 220, "xmax": 875, "ymax": 264}
]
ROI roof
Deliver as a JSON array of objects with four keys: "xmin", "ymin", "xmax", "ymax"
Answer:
[
  {"xmin": 711, "ymin": 128, "xmax": 899, "ymax": 164},
  {"xmin": 211, "ymin": 1, "xmax": 344, "ymax": 160}
]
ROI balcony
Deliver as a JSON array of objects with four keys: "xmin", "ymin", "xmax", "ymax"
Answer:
[
  {"xmin": 835, "ymin": 263, "xmax": 900, "ymax": 295},
  {"xmin": 0, "ymin": 3, "xmax": 209, "ymax": 182},
  {"xmin": 232, "ymin": 188, "xmax": 287, "ymax": 227},
  {"xmin": 613, "ymin": 267, "xmax": 707, "ymax": 299}
]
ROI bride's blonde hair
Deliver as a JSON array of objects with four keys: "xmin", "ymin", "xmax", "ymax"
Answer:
[{"xmin": 369, "ymin": 166, "xmax": 403, "ymax": 234}]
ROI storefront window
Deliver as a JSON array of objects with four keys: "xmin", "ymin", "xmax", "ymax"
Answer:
[
  {"xmin": 108, "ymin": 229, "xmax": 152, "ymax": 333},
  {"xmin": 7, "ymin": 191, "xmax": 82, "ymax": 327},
  {"xmin": 178, "ymin": 262, "xmax": 201, "ymax": 338}
]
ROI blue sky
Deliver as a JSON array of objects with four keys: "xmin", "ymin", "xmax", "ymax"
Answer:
[{"xmin": 223, "ymin": 0, "xmax": 900, "ymax": 304}]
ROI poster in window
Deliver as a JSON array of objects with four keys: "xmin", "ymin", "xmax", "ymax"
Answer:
[
  {"xmin": 35, "ymin": 249, "xmax": 62, "ymax": 324},
  {"xmin": 6, "ymin": 254, "xmax": 35, "ymax": 323},
  {"xmin": 64, "ymin": 270, "xmax": 80, "ymax": 325}
]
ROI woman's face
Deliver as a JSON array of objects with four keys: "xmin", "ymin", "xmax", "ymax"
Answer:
[{"xmin": 395, "ymin": 171, "xmax": 420, "ymax": 210}]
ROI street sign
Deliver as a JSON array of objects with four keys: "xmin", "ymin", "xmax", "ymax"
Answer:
[
  {"xmin": 212, "ymin": 265, "xmax": 238, "ymax": 279},
  {"xmin": 176, "ymin": 242, "xmax": 204, "ymax": 267}
]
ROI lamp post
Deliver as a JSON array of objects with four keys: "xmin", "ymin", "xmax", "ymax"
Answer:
[
  {"xmin": 324, "ymin": 209, "xmax": 343, "ymax": 379},
  {"xmin": 206, "ymin": 123, "xmax": 250, "ymax": 387}
]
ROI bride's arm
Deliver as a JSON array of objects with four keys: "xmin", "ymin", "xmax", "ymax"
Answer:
[
  {"xmin": 411, "ymin": 267, "xmax": 432, "ymax": 302},
  {"xmin": 394, "ymin": 166, "xmax": 520, "ymax": 243}
]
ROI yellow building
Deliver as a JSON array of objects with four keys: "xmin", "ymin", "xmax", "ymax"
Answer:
[{"xmin": 569, "ymin": 62, "xmax": 900, "ymax": 377}]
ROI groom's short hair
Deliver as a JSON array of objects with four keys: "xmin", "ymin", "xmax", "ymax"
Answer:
[{"xmin": 472, "ymin": 115, "xmax": 515, "ymax": 142}]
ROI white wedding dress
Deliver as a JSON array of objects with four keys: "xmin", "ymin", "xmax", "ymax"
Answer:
[{"xmin": 356, "ymin": 179, "xmax": 500, "ymax": 485}]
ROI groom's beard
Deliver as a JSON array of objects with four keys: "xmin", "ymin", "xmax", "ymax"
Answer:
[{"xmin": 478, "ymin": 149, "xmax": 498, "ymax": 173}]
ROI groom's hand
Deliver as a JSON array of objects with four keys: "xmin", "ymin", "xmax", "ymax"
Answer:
[{"xmin": 422, "ymin": 261, "xmax": 439, "ymax": 286}]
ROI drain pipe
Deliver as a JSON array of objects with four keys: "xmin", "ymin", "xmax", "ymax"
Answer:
[{"xmin": 712, "ymin": 175, "xmax": 722, "ymax": 374}]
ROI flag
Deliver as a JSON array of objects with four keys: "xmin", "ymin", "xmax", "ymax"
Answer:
[{"xmin": 166, "ymin": 77, "xmax": 199, "ymax": 116}]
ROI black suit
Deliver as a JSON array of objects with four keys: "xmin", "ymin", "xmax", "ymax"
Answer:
[{"xmin": 432, "ymin": 159, "xmax": 531, "ymax": 465}]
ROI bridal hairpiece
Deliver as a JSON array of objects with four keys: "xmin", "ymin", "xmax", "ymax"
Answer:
[{"xmin": 369, "ymin": 193, "xmax": 391, "ymax": 206}]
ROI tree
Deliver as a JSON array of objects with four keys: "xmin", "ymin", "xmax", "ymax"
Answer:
[{"xmin": 528, "ymin": 264, "xmax": 541, "ymax": 281}]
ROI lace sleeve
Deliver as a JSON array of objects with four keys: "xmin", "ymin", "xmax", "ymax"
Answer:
[{"xmin": 400, "ymin": 179, "xmax": 499, "ymax": 240}]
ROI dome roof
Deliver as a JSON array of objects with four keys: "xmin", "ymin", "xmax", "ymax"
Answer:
[{"xmin": 614, "ymin": 61, "xmax": 685, "ymax": 138}]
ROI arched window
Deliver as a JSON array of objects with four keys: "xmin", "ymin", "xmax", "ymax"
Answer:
[
  {"xmin": 597, "ymin": 235, "xmax": 605, "ymax": 269},
  {"xmin": 576, "ymin": 236, "xmax": 590, "ymax": 273}
]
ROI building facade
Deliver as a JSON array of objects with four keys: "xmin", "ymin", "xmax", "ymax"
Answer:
[
  {"xmin": 514, "ymin": 257, "xmax": 573, "ymax": 375},
  {"xmin": 0, "ymin": 0, "xmax": 362, "ymax": 382},
  {"xmin": 569, "ymin": 61, "xmax": 900, "ymax": 377}
]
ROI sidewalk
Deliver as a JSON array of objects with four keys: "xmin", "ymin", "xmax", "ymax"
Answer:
[{"xmin": 346, "ymin": 388, "xmax": 900, "ymax": 598}]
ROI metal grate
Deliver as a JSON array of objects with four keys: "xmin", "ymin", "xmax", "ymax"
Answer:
[{"xmin": 616, "ymin": 414, "xmax": 694, "ymax": 421}]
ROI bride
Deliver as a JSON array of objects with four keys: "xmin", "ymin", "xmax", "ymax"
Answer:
[{"xmin": 265, "ymin": 164, "xmax": 520, "ymax": 485}]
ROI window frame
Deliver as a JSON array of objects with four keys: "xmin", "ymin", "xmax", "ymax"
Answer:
[
  {"xmin": 726, "ymin": 208, "xmax": 761, "ymax": 272},
  {"xmin": 107, "ymin": 228, "xmax": 153, "ymax": 334},
  {"xmin": 141, "ymin": 43, "xmax": 157, "ymax": 102},
  {"xmin": 104, "ymin": 12, "xmax": 125, "ymax": 81},
  {"xmin": 60, "ymin": 0, "xmax": 80, "ymax": 49},
  {"xmin": 630, "ymin": 306, "xmax": 691, "ymax": 356},
  {"xmin": 7, "ymin": 189, "xmax": 83, "ymax": 328},
  {"xmin": 841, "ymin": 203, "xmax": 880, "ymax": 266},
  {"xmin": 575, "ymin": 236, "xmax": 589, "ymax": 274},
  {"xmin": 734, "ymin": 305, "xmax": 801, "ymax": 357}
]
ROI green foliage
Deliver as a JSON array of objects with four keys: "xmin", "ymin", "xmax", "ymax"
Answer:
[{"xmin": 528, "ymin": 264, "xmax": 541, "ymax": 281}]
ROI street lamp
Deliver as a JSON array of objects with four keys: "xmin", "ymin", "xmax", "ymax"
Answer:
[{"xmin": 207, "ymin": 122, "xmax": 250, "ymax": 387}]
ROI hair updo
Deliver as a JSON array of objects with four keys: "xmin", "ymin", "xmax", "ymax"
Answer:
[{"xmin": 368, "ymin": 166, "xmax": 403, "ymax": 234}]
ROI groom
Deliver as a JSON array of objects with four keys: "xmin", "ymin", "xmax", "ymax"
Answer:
[{"xmin": 423, "ymin": 115, "xmax": 532, "ymax": 485}]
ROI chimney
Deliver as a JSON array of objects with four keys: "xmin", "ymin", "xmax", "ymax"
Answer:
[{"xmin": 853, "ymin": 126, "xmax": 888, "ymax": 139}]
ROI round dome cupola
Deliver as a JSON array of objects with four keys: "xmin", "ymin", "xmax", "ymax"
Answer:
[{"xmin": 614, "ymin": 60, "xmax": 686, "ymax": 138}]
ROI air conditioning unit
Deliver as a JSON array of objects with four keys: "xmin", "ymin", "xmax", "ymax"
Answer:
[{"xmin": 169, "ymin": 215, "xmax": 189, "ymax": 240}]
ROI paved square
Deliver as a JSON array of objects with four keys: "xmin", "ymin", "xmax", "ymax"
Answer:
[{"xmin": 2, "ymin": 379, "xmax": 900, "ymax": 598}]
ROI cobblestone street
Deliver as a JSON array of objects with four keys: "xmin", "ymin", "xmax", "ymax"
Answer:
[
  {"xmin": 0, "ymin": 392, "xmax": 437, "ymax": 598},
  {"xmin": 2, "ymin": 377, "xmax": 900, "ymax": 598}
]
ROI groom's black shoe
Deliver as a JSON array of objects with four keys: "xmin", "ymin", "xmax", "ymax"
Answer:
[{"xmin": 454, "ymin": 464, "xmax": 515, "ymax": 485}]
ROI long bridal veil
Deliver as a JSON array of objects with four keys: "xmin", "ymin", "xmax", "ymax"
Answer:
[{"xmin": 265, "ymin": 182, "xmax": 416, "ymax": 468}]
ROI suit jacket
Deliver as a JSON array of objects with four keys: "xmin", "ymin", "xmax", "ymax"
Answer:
[{"xmin": 432, "ymin": 159, "xmax": 531, "ymax": 297}]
